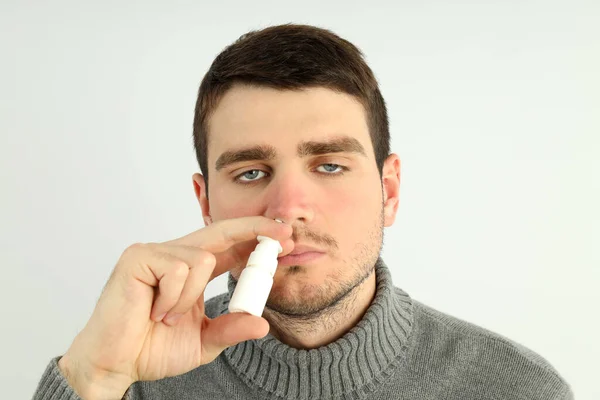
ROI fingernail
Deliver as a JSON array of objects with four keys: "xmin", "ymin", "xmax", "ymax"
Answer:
[
  {"xmin": 154, "ymin": 313, "xmax": 166, "ymax": 322},
  {"xmin": 164, "ymin": 313, "xmax": 182, "ymax": 325}
]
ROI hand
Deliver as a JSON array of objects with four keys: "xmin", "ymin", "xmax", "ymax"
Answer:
[{"xmin": 58, "ymin": 216, "xmax": 293, "ymax": 400}]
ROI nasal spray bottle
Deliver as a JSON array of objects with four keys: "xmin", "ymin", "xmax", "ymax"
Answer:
[{"xmin": 228, "ymin": 219, "xmax": 284, "ymax": 316}]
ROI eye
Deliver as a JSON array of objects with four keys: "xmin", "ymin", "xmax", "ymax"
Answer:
[
  {"xmin": 234, "ymin": 164, "xmax": 348, "ymax": 184},
  {"xmin": 316, "ymin": 163, "xmax": 348, "ymax": 174},
  {"xmin": 235, "ymin": 169, "xmax": 268, "ymax": 183}
]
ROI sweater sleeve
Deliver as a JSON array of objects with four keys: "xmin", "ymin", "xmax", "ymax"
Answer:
[
  {"xmin": 33, "ymin": 357, "xmax": 136, "ymax": 400},
  {"xmin": 557, "ymin": 384, "xmax": 575, "ymax": 400},
  {"xmin": 32, "ymin": 357, "xmax": 82, "ymax": 400}
]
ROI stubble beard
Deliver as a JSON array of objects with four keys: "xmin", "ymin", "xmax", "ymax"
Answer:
[{"xmin": 264, "ymin": 207, "xmax": 385, "ymax": 321}]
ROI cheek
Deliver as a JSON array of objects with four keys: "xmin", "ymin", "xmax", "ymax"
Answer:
[
  {"xmin": 323, "ymin": 185, "xmax": 380, "ymax": 244},
  {"xmin": 327, "ymin": 181, "xmax": 380, "ymax": 216},
  {"xmin": 208, "ymin": 186, "xmax": 262, "ymax": 220}
]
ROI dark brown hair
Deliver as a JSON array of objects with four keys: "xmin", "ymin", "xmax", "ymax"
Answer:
[{"xmin": 193, "ymin": 23, "xmax": 390, "ymax": 195}]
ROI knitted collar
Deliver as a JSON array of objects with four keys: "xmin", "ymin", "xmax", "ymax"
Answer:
[{"xmin": 223, "ymin": 257, "xmax": 414, "ymax": 399}]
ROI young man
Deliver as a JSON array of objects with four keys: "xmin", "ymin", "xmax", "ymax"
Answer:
[{"xmin": 34, "ymin": 24, "xmax": 573, "ymax": 399}]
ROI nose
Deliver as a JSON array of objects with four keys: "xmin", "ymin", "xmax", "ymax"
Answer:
[{"xmin": 263, "ymin": 168, "xmax": 315, "ymax": 225}]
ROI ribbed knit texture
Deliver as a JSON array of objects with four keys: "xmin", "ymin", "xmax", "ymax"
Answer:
[
  {"xmin": 222, "ymin": 257, "xmax": 412, "ymax": 399},
  {"xmin": 33, "ymin": 358, "xmax": 82, "ymax": 400},
  {"xmin": 33, "ymin": 258, "xmax": 574, "ymax": 399}
]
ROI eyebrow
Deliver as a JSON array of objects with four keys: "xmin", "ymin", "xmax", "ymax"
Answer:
[{"xmin": 214, "ymin": 136, "xmax": 367, "ymax": 171}]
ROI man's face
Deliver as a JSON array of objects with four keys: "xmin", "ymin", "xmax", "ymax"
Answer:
[{"xmin": 197, "ymin": 85, "xmax": 397, "ymax": 316}]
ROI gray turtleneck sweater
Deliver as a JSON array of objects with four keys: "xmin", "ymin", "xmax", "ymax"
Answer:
[{"xmin": 34, "ymin": 259, "xmax": 573, "ymax": 399}]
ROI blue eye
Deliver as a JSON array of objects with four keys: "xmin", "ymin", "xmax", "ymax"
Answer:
[
  {"xmin": 234, "ymin": 164, "xmax": 348, "ymax": 184},
  {"xmin": 317, "ymin": 164, "xmax": 346, "ymax": 173},
  {"xmin": 237, "ymin": 170, "xmax": 266, "ymax": 182}
]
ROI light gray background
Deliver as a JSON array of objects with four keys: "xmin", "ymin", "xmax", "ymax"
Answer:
[{"xmin": 1, "ymin": 1, "xmax": 598, "ymax": 399}]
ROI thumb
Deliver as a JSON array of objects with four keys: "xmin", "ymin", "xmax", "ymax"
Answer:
[{"xmin": 200, "ymin": 313, "xmax": 270, "ymax": 364}]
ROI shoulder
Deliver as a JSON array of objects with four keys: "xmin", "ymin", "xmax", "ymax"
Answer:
[{"xmin": 406, "ymin": 296, "xmax": 572, "ymax": 399}]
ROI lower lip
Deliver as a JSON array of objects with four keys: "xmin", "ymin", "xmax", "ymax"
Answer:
[{"xmin": 278, "ymin": 251, "xmax": 325, "ymax": 266}]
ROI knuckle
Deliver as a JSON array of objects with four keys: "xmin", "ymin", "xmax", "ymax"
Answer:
[
  {"xmin": 195, "ymin": 251, "xmax": 216, "ymax": 268},
  {"xmin": 171, "ymin": 261, "xmax": 190, "ymax": 277},
  {"xmin": 123, "ymin": 242, "xmax": 148, "ymax": 257},
  {"xmin": 116, "ymin": 243, "xmax": 146, "ymax": 274}
]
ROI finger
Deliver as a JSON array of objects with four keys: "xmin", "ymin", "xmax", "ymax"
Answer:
[
  {"xmin": 162, "ymin": 250, "xmax": 216, "ymax": 324},
  {"xmin": 169, "ymin": 216, "xmax": 292, "ymax": 255},
  {"xmin": 144, "ymin": 245, "xmax": 217, "ymax": 321},
  {"xmin": 150, "ymin": 256, "xmax": 190, "ymax": 322},
  {"xmin": 206, "ymin": 236, "xmax": 295, "ymax": 281},
  {"xmin": 200, "ymin": 313, "xmax": 270, "ymax": 364}
]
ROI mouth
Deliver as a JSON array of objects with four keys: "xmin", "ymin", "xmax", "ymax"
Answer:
[{"xmin": 277, "ymin": 251, "xmax": 325, "ymax": 266}]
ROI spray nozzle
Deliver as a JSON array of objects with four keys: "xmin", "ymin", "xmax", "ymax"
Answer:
[{"xmin": 246, "ymin": 236, "xmax": 282, "ymax": 277}]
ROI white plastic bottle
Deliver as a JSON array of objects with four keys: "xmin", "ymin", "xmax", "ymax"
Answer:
[{"xmin": 228, "ymin": 234, "xmax": 283, "ymax": 316}]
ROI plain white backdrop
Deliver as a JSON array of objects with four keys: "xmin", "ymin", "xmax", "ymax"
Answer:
[{"xmin": 1, "ymin": 1, "xmax": 598, "ymax": 399}]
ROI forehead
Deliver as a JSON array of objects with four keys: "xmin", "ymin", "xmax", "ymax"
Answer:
[{"xmin": 207, "ymin": 85, "xmax": 374, "ymax": 165}]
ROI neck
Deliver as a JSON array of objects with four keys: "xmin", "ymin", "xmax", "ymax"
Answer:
[{"xmin": 263, "ymin": 269, "xmax": 377, "ymax": 349}]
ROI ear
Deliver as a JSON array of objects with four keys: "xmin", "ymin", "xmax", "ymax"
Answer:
[
  {"xmin": 381, "ymin": 154, "xmax": 401, "ymax": 227},
  {"xmin": 192, "ymin": 173, "xmax": 212, "ymax": 226}
]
